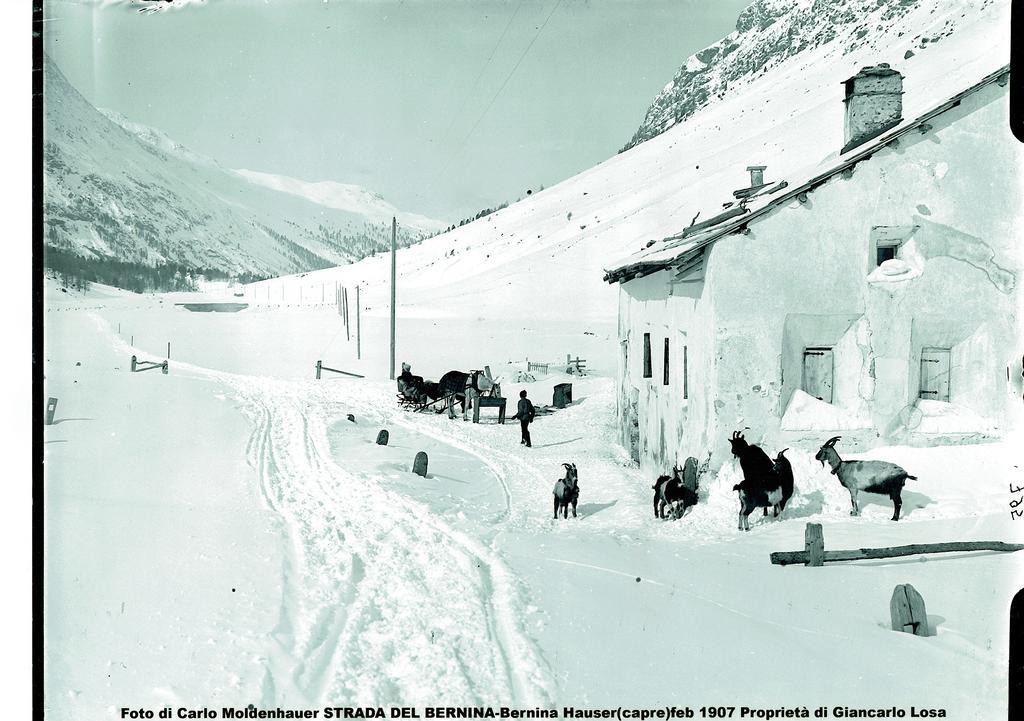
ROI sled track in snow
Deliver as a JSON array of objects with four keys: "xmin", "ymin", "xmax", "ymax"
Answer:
[
  {"xmin": 380, "ymin": 408, "xmax": 554, "ymax": 532},
  {"xmin": 232, "ymin": 377, "xmax": 553, "ymax": 706}
]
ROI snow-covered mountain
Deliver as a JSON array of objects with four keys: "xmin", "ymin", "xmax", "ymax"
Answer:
[
  {"xmin": 260, "ymin": 0, "xmax": 1008, "ymax": 328},
  {"xmin": 43, "ymin": 53, "xmax": 443, "ymax": 285},
  {"xmin": 231, "ymin": 169, "xmax": 444, "ymax": 235},
  {"xmin": 623, "ymin": 0, "xmax": 978, "ymax": 151}
]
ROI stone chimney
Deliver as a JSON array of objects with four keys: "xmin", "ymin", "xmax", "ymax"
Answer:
[
  {"xmin": 842, "ymin": 63, "xmax": 903, "ymax": 154},
  {"xmin": 733, "ymin": 165, "xmax": 767, "ymax": 199}
]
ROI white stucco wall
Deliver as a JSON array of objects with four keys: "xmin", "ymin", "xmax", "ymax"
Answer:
[{"xmin": 617, "ymin": 79, "xmax": 1021, "ymax": 474}]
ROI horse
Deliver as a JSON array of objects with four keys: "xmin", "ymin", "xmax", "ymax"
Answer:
[{"xmin": 437, "ymin": 370, "xmax": 489, "ymax": 419}]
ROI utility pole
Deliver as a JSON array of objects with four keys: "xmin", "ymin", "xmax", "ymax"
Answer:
[
  {"xmin": 344, "ymin": 287, "xmax": 350, "ymax": 342},
  {"xmin": 390, "ymin": 216, "xmax": 397, "ymax": 380},
  {"xmin": 356, "ymin": 285, "xmax": 361, "ymax": 360}
]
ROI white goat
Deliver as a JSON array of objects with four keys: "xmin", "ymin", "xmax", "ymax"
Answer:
[{"xmin": 814, "ymin": 436, "xmax": 917, "ymax": 521}]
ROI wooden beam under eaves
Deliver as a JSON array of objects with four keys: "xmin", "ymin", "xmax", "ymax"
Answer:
[{"xmin": 673, "ymin": 252, "xmax": 704, "ymax": 282}]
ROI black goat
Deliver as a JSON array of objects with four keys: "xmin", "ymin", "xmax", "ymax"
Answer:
[
  {"xmin": 772, "ymin": 449, "xmax": 794, "ymax": 515},
  {"xmin": 728, "ymin": 430, "xmax": 777, "ymax": 516},
  {"xmin": 730, "ymin": 431, "xmax": 795, "ymax": 531},
  {"xmin": 728, "ymin": 430, "xmax": 775, "ymax": 488},
  {"xmin": 815, "ymin": 436, "xmax": 916, "ymax": 521},
  {"xmin": 652, "ymin": 465, "xmax": 699, "ymax": 520},
  {"xmin": 553, "ymin": 463, "xmax": 579, "ymax": 519}
]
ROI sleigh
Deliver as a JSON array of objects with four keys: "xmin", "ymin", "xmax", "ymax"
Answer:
[{"xmin": 397, "ymin": 367, "xmax": 504, "ymax": 421}]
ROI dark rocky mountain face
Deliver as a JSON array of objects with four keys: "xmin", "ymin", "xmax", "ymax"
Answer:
[{"xmin": 622, "ymin": 0, "xmax": 967, "ymax": 152}]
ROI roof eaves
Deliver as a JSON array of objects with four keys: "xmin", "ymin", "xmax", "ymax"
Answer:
[{"xmin": 604, "ymin": 63, "xmax": 1010, "ymax": 285}]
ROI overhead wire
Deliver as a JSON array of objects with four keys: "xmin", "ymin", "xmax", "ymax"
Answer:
[
  {"xmin": 431, "ymin": 0, "xmax": 564, "ymax": 188},
  {"xmin": 434, "ymin": 0, "xmax": 525, "ymax": 155}
]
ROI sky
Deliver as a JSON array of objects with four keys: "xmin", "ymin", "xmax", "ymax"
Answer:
[{"xmin": 43, "ymin": 0, "xmax": 752, "ymax": 221}]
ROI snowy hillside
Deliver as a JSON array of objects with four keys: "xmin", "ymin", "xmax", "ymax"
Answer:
[
  {"xmin": 43, "ymin": 54, "xmax": 442, "ymax": 282},
  {"xmin": 623, "ymin": 0, "xmax": 989, "ymax": 150},
  {"xmin": 236, "ymin": 0, "xmax": 1009, "ymax": 330},
  {"xmin": 232, "ymin": 170, "xmax": 444, "ymax": 235}
]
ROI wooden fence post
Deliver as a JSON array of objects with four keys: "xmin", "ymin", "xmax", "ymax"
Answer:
[
  {"xmin": 413, "ymin": 451, "xmax": 428, "ymax": 477},
  {"xmin": 890, "ymin": 583, "xmax": 930, "ymax": 636},
  {"xmin": 131, "ymin": 355, "xmax": 137, "ymax": 373},
  {"xmin": 161, "ymin": 361, "xmax": 168, "ymax": 375},
  {"xmin": 316, "ymin": 360, "xmax": 322, "ymax": 380},
  {"xmin": 805, "ymin": 523, "xmax": 824, "ymax": 567},
  {"xmin": 45, "ymin": 397, "xmax": 58, "ymax": 425}
]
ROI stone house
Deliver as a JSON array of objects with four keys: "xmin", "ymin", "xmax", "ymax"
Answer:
[{"xmin": 604, "ymin": 60, "xmax": 1020, "ymax": 473}]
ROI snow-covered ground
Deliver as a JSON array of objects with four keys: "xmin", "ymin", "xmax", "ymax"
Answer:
[
  {"xmin": 43, "ymin": 280, "xmax": 1024, "ymax": 719},
  {"xmin": 40, "ymin": 3, "xmax": 1020, "ymax": 717}
]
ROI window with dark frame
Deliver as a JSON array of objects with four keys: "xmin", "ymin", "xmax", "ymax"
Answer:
[
  {"xmin": 876, "ymin": 241, "xmax": 899, "ymax": 266},
  {"xmin": 663, "ymin": 338, "xmax": 670, "ymax": 385},
  {"xmin": 683, "ymin": 344, "xmax": 689, "ymax": 399},
  {"xmin": 870, "ymin": 226, "xmax": 917, "ymax": 273},
  {"xmin": 642, "ymin": 333, "xmax": 652, "ymax": 378}
]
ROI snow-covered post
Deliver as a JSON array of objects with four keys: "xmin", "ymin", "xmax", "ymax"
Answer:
[
  {"xmin": 413, "ymin": 451, "xmax": 428, "ymax": 477},
  {"xmin": 890, "ymin": 584, "xmax": 930, "ymax": 636},
  {"xmin": 805, "ymin": 523, "xmax": 824, "ymax": 567}
]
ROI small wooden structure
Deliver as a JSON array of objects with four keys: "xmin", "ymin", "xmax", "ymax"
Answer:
[
  {"xmin": 473, "ymin": 396, "xmax": 507, "ymax": 424},
  {"xmin": 315, "ymin": 360, "xmax": 364, "ymax": 379},
  {"xmin": 565, "ymin": 355, "xmax": 587, "ymax": 375},
  {"xmin": 553, "ymin": 383, "xmax": 573, "ymax": 408},
  {"xmin": 45, "ymin": 397, "xmax": 58, "ymax": 425},
  {"xmin": 412, "ymin": 451, "xmax": 428, "ymax": 477},
  {"xmin": 130, "ymin": 355, "xmax": 168, "ymax": 375},
  {"xmin": 527, "ymin": 361, "xmax": 549, "ymax": 374},
  {"xmin": 890, "ymin": 583, "xmax": 930, "ymax": 636},
  {"xmin": 771, "ymin": 523, "xmax": 1024, "ymax": 566}
]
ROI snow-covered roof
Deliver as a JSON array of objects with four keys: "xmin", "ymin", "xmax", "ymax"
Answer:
[{"xmin": 604, "ymin": 31, "xmax": 1010, "ymax": 284}]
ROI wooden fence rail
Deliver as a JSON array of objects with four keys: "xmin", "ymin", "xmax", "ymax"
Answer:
[
  {"xmin": 315, "ymin": 360, "xmax": 365, "ymax": 379},
  {"xmin": 131, "ymin": 355, "xmax": 168, "ymax": 374},
  {"xmin": 771, "ymin": 523, "xmax": 1024, "ymax": 566}
]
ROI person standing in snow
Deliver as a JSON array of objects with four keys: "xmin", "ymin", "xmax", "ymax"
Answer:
[{"xmin": 512, "ymin": 389, "xmax": 535, "ymax": 447}]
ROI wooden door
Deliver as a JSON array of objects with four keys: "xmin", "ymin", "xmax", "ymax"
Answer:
[
  {"xmin": 919, "ymin": 347, "xmax": 951, "ymax": 402},
  {"xmin": 802, "ymin": 347, "xmax": 834, "ymax": 403}
]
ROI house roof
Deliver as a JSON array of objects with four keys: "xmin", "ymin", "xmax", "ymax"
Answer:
[{"xmin": 603, "ymin": 47, "xmax": 1010, "ymax": 285}]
